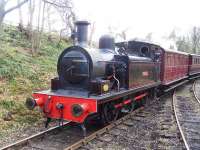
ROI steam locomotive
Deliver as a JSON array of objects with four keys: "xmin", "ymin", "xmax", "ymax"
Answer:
[{"xmin": 26, "ymin": 21, "xmax": 200, "ymax": 131}]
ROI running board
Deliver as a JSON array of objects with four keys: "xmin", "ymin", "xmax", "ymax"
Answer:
[
  {"xmin": 164, "ymin": 80, "xmax": 189, "ymax": 93},
  {"xmin": 189, "ymin": 75, "xmax": 200, "ymax": 80}
]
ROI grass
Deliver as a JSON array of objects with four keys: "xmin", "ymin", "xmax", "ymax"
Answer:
[{"xmin": 0, "ymin": 24, "xmax": 71, "ymax": 139}]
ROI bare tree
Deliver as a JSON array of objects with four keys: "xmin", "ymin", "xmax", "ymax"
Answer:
[
  {"xmin": 117, "ymin": 29, "xmax": 128, "ymax": 40},
  {"xmin": 173, "ymin": 27, "xmax": 200, "ymax": 54},
  {"xmin": 176, "ymin": 36, "xmax": 191, "ymax": 52},
  {"xmin": 42, "ymin": 0, "xmax": 75, "ymax": 33},
  {"xmin": 40, "ymin": 2, "xmax": 46, "ymax": 33},
  {"xmin": 108, "ymin": 26, "xmax": 128, "ymax": 41},
  {"xmin": 191, "ymin": 26, "xmax": 200, "ymax": 54},
  {"xmin": 32, "ymin": 0, "xmax": 43, "ymax": 54},
  {"xmin": 108, "ymin": 25, "xmax": 117, "ymax": 36},
  {"xmin": 169, "ymin": 45, "xmax": 175, "ymax": 49},
  {"xmin": 0, "ymin": 0, "xmax": 29, "ymax": 27},
  {"xmin": 26, "ymin": 0, "xmax": 35, "ymax": 41},
  {"xmin": 168, "ymin": 29, "xmax": 177, "ymax": 41},
  {"xmin": 18, "ymin": 0, "xmax": 23, "ymax": 27},
  {"xmin": 34, "ymin": 0, "xmax": 47, "ymax": 53},
  {"xmin": 43, "ymin": 0, "xmax": 72, "ymax": 8},
  {"xmin": 44, "ymin": 0, "xmax": 75, "ymax": 43},
  {"xmin": 27, "ymin": 0, "xmax": 36, "ymax": 54},
  {"xmin": 56, "ymin": 0, "xmax": 76, "ymax": 37},
  {"xmin": 46, "ymin": 3, "xmax": 52, "ymax": 34}
]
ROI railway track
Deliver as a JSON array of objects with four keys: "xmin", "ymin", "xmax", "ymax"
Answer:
[
  {"xmin": 173, "ymin": 80, "xmax": 200, "ymax": 150},
  {"xmin": 4, "ymin": 81, "xmax": 199, "ymax": 150},
  {"xmin": 0, "ymin": 122, "xmax": 72, "ymax": 150},
  {"xmin": 192, "ymin": 80, "xmax": 200, "ymax": 104},
  {"xmin": 65, "ymin": 107, "xmax": 144, "ymax": 150},
  {"xmin": 1, "ymin": 106, "xmax": 146, "ymax": 150},
  {"xmin": 75, "ymin": 94, "xmax": 185, "ymax": 150},
  {"xmin": 1, "ymin": 96, "xmax": 185, "ymax": 150}
]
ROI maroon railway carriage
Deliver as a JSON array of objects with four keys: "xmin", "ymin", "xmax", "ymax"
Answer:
[
  {"xmin": 159, "ymin": 49, "xmax": 189, "ymax": 88},
  {"xmin": 189, "ymin": 54, "xmax": 200, "ymax": 78}
]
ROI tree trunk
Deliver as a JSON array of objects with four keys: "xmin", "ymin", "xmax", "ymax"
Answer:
[
  {"xmin": 0, "ymin": 13, "xmax": 4, "ymax": 45},
  {"xmin": 0, "ymin": 13, "xmax": 4, "ymax": 27},
  {"xmin": 40, "ymin": 2, "xmax": 46, "ymax": 33},
  {"xmin": 0, "ymin": 0, "xmax": 28, "ymax": 27},
  {"xmin": 47, "ymin": 4, "xmax": 52, "ymax": 34},
  {"xmin": 18, "ymin": 0, "xmax": 24, "ymax": 26},
  {"xmin": 0, "ymin": 13, "xmax": 5, "ymax": 42},
  {"xmin": 0, "ymin": 0, "xmax": 6, "ymax": 27}
]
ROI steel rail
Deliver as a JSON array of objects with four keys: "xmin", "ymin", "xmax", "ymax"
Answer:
[
  {"xmin": 1, "ymin": 82, "xmax": 189, "ymax": 150},
  {"xmin": 0, "ymin": 121, "xmax": 70, "ymax": 150},
  {"xmin": 64, "ymin": 107, "xmax": 144, "ymax": 150},
  {"xmin": 172, "ymin": 90, "xmax": 190, "ymax": 150},
  {"xmin": 192, "ymin": 80, "xmax": 200, "ymax": 104},
  {"xmin": 64, "ymin": 92, "xmax": 173, "ymax": 150}
]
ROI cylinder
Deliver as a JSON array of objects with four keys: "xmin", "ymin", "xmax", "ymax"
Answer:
[{"xmin": 75, "ymin": 21, "xmax": 90, "ymax": 45}]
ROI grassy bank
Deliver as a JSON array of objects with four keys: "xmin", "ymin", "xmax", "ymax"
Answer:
[{"xmin": 0, "ymin": 24, "xmax": 70, "ymax": 138}]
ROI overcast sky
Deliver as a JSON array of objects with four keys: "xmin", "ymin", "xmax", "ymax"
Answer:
[{"xmin": 5, "ymin": 0, "xmax": 200, "ymax": 48}]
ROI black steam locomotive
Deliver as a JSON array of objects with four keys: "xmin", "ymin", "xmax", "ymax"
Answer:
[
  {"xmin": 26, "ymin": 21, "xmax": 162, "ymax": 129},
  {"xmin": 55, "ymin": 21, "xmax": 161, "ymax": 93}
]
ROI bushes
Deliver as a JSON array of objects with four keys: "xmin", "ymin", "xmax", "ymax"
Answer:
[{"xmin": 0, "ymin": 24, "xmax": 70, "ymax": 137}]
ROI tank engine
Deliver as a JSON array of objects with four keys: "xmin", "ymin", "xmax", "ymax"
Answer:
[
  {"xmin": 26, "ymin": 21, "xmax": 161, "ymax": 128},
  {"xmin": 55, "ymin": 21, "xmax": 127, "ymax": 93}
]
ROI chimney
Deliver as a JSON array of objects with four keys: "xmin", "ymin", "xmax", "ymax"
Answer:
[{"xmin": 75, "ymin": 21, "xmax": 90, "ymax": 45}]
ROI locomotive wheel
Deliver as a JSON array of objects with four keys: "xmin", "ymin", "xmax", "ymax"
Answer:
[
  {"xmin": 103, "ymin": 102, "xmax": 119, "ymax": 124},
  {"xmin": 124, "ymin": 100, "xmax": 135, "ymax": 113},
  {"xmin": 141, "ymin": 97, "xmax": 147, "ymax": 106},
  {"xmin": 140, "ymin": 99, "xmax": 145, "ymax": 106},
  {"xmin": 130, "ymin": 101, "xmax": 137, "ymax": 111}
]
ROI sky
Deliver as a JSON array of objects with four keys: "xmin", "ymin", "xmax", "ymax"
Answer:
[{"xmin": 4, "ymin": 0, "xmax": 200, "ymax": 48}]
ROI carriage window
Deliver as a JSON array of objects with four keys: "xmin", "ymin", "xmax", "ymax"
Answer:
[
  {"xmin": 167, "ymin": 55, "xmax": 170, "ymax": 65},
  {"xmin": 180, "ymin": 56, "xmax": 182, "ymax": 65},
  {"xmin": 140, "ymin": 46, "xmax": 149, "ymax": 57},
  {"xmin": 185, "ymin": 56, "xmax": 187, "ymax": 64},
  {"xmin": 170, "ymin": 55, "xmax": 173, "ymax": 66},
  {"xmin": 174, "ymin": 55, "xmax": 177, "ymax": 65},
  {"xmin": 171, "ymin": 55, "xmax": 174, "ymax": 66},
  {"xmin": 182, "ymin": 56, "xmax": 184, "ymax": 64},
  {"xmin": 177, "ymin": 55, "xmax": 179, "ymax": 65},
  {"xmin": 185, "ymin": 57, "xmax": 187, "ymax": 64}
]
